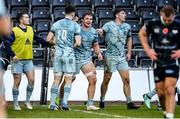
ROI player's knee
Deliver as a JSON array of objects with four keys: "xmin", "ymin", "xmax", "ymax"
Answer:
[
  {"xmin": 86, "ymin": 72, "xmax": 96, "ymax": 83},
  {"xmin": 123, "ymin": 78, "xmax": 130, "ymax": 85},
  {"xmin": 165, "ymin": 86, "xmax": 175, "ymax": 96}
]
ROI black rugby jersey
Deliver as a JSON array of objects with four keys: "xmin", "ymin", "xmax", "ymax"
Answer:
[{"xmin": 145, "ymin": 19, "xmax": 180, "ymax": 67}]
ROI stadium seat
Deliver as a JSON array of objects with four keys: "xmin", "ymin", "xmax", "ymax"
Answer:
[
  {"xmin": 93, "ymin": 0, "xmax": 112, "ymax": 10},
  {"xmin": 98, "ymin": 9, "xmax": 113, "ymax": 21},
  {"xmin": 128, "ymin": 59, "xmax": 137, "ymax": 68},
  {"xmin": 132, "ymin": 33, "xmax": 142, "ymax": 48},
  {"xmin": 10, "ymin": 0, "xmax": 29, "ymax": 8},
  {"xmin": 53, "ymin": 8, "xmax": 65, "ymax": 22},
  {"xmin": 32, "ymin": 7, "xmax": 51, "ymax": 21},
  {"xmin": 52, "ymin": 0, "xmax": 70, "ymax": 11},
  {"xmin": 11, "ymin": 7, "xmax": 29, "ymax": 19},
  {"xmin": 124, "ymin": 9, "xmax": 138, "ymax": 20},
  {"xmin": 140, "ymin": 58, "xmax": 152, "ymax": 68},
  {"xmin": 135, "ymin": 0, "xmax": 156, "ymax": 12},
  {"xmin": 73, "ymin": 0, "xmax": 92, "ymax": 8},
  {"xmin": 126, "ymin": 20, "xmax": 141, "ymax": 33},
  {"xmin": 136, "ymin": 51, "xmax": 150, "ymax": 67},
  {"xmin": 141, "ymin": 9, "xmax": 159, "ymax": 23},
  {"xmin": 33, "ymin": 58, "xmax": 43, "ymax": 67},
  {"xmin": 175, "ymin": 12, "xmax": 180, "ymax": 21},
  {"xmin": 33, "ymin": 20, "xmax": 51, "ymax": 32},
  {"xmin": 114, "ymin": 0, "xmax": 134, "ymax": 9},
  {"xmin": 77, "ymin": 9, "xmax": 92, "ymax": 19},
  {"xmin": 157, "ymin": 0, "xmax": 176, "ymax": 11},
  {"xmin": 31, "ymin": 0, "xmax": 50, "ymax": 8}
]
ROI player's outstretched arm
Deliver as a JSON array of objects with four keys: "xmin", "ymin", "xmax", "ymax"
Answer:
[{"xmin": 46, "ymin": 32, "xmax": 55, "ymax": 45}]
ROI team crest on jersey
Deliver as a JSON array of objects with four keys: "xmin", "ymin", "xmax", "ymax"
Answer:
[
  {"xmin": 161, "ymin": 38, "xmax": 170, "ymax": 44},
  {"xmin": 25, "ymin": 39, "xmax": 31, "ymax": 45},
  {"xmin": 172, "ymin": 29, "xmax": 178, "ymax": 34},
  {"xmin": 154, "ymin": 28, "xmax": 160, "ymax": 33}
]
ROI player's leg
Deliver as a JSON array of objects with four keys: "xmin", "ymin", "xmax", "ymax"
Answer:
[
  {"xmin": 11, "ymin": 61, "xmax": 23, "ymax": 110},
  {"xmin": 99, "ymin": 56, "xmax": 113, "ymax": 108},
  {"xmin": 164, "ymin": 77, "xmax": 177, "ymax": 118},
  {"xmin": 61, "ymin": 56, "xmax": 75, "ymax": 110},
  {"xmin": 118, "ymin": 60, "xmax": 140, "ymax": 109},
  {"xmin": 24, "ymin": 60, "xmax": 34, "ymax": 110},
  {"xmin": 81, "ymin": 61, "xmax": 99, "ymax": 110},
  {"xmin": 143, "ymin": 88, "xmax": 157, "ymax": 108},
  {"xmin": 50, "ymin": 56, "xmax": 63, "ymax": 110}
]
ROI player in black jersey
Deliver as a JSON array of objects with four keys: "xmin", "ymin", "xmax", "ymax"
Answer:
[{"xmin": 139, "ymin": 5, "xmax": 180, "ymax": 118}]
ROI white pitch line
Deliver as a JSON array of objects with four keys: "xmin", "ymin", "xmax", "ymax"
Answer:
[{"xmin": 72, "ymin": 109, "xmax": 128, "ymax": 118}]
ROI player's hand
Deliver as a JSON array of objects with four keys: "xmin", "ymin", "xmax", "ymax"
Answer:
[
  {"xmin": 171, "ymin": 50, "xmax": 180, "ymax": 59},
  {"xmin": 97, "ymin": 52, "xmax": 103, "ymax": 61},
  {"xmin": 13, "ymin": 56, "xmax": 20, "ymax": 63},
  {"xmin": 126, "ymin": 52, "xmax": 131, "ymax": 61},
  {"xmin": 145, "ymin": 49, "xmax": 158, "ymax": 61},
  {"xmin": 96, "ymin": 29, "xmax": 104, "ymax": 36}
]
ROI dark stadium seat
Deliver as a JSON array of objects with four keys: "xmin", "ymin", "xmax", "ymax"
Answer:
[
  {"xmin": 124, "ymin": 9, "xmax": 138, "ymax": 20},
  {"xmin": 33, "ymin": 20, "xmax": 51, "ymax": 32},
  {"xmin": 175, "ymin": 12, "xmax": 180, "ymax": 21},
  {"xmin": 128, "ymin": 59, "xmax": 137, "ymax": 68},
  {"xmin": 135, "ymin": 0, "xmax": 156, "ymax": 12},
  {"xmin": 126, "ymin": 20, "xmax": 141, "ymax": 33},
  {"xmin": 132, "ymin": 33, "xmax": 141, "ymax": 48},
  {"xmin": 32, "ymin": 7, "xmax": 51, "ymax": 21},
  {"xmin": 53, "ymin": 8, "xmax": 65, "ymax": 22},
  {"xmin": 140, "ymin": 58, "xmax": 152, "ymax": 68},
  {"xmin": 11, "ymin": 7, "xmax": 29, "ymax": 19},
  {"xmin": 93, "ymin": 0, "xmax": 112, "ymax": 10},
  {"xmin": 157, "ymin": 0, "xmax": 176, "ymax": 11},
  {"xmin": 52, "ymin": 0, "xmax": 70, "ymax": 11},
  {"xmin": 31, "ymin": 0, "xmax": 50, "ymax": 8},
  {"xmin": 77, "ymin": 9, "xmax": 92, "ymax": 19},
  {"xmin": 10, "ymin": 0, "xmax": 29, "ymax": 8},
  {"xmin": 73, "ymin": 0, "xmax": 92, "ymax": 8},
  {"xmin": 141, "ymin": 10, "xmax": 159, "ymax": 23},
  {"xmin": 98, "ymin": 9, "xmax": 113, "ymax": 21},
  {"xmin": 136, "ymin": 51, "xmax": 151, "ymax": 67},
  {"xmin": 114, "ymin": 0, "xmax": 134, "ymax": 9}
]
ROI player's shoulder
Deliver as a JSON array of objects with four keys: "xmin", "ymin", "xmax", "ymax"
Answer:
[{"xmin": 123, "ymin": 22, "xmax": 131, "ymax": 29}]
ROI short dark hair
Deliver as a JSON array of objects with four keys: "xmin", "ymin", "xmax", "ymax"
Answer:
[
  {"xmin": 160, "ymin": 5, "xmax": 175, "ymax": 17},
  {"xmin": 82, "ymin": 11, "xmax": 93, "ymax": 19},
  {"xmin": 65, "ymin": 5, "xmax": 76, "ymax": 14},
  {"xmin": 114, "ymin": 8, "xmax": 124, "ymax": 18},
  {"xmin": 17, "ymin": 11, "xmax": 29, "ymax": 23}
]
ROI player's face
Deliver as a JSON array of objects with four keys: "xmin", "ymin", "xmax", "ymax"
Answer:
[
  {"xmin": 161, "ymin": 13, "xmax": 175, "ymax": 26},
  {"xmin": 21, "ymin": 14, "xmax": 30, "ymax": 25},
  {"xmin": 82, "ymin": 15, "xmax": 93, "ymax": 28},
  {"xmin": 116, "ymin": 11, "xmax": 126, "ymax": 22},
  {"xmin": 0, "ymin": 16, "xmax": 12, "ymax": 35}
]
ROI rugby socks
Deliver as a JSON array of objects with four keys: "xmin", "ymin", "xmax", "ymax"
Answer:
[
  {"xmin": 126, "ymin": 96, "xmax": 132, "ymax": 104},
  {"xmin": 100, "ymin": 96, "xmax": 105, "ymax": 102},
  {"xmin": 87, "ymin": 99, "xmax": 93, "ymax": 106},
  {"xmin": 50, "ymin": 84, "xmax": 59, "ymax": 106},
  {"xmin": 166, "ymin": 113, "xmax": 174, "ymax": 119},
  {"xmin": 63, "ymin": 84, "xmax": 72, "ymax": 105},
  {"xmin": 176, "ymin": 87, "xmax": 180, "ymax": 94},
  {"xmin": 26, "ymin": 84, "xmax": 34, "ymax": 103},
  {"xmin": 147, "ymin": 88, "xmax": 156, "ymax": 98},
  {"xmin": 12, "ymin": 88, "xmax": 19, "ymax": 106}
]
